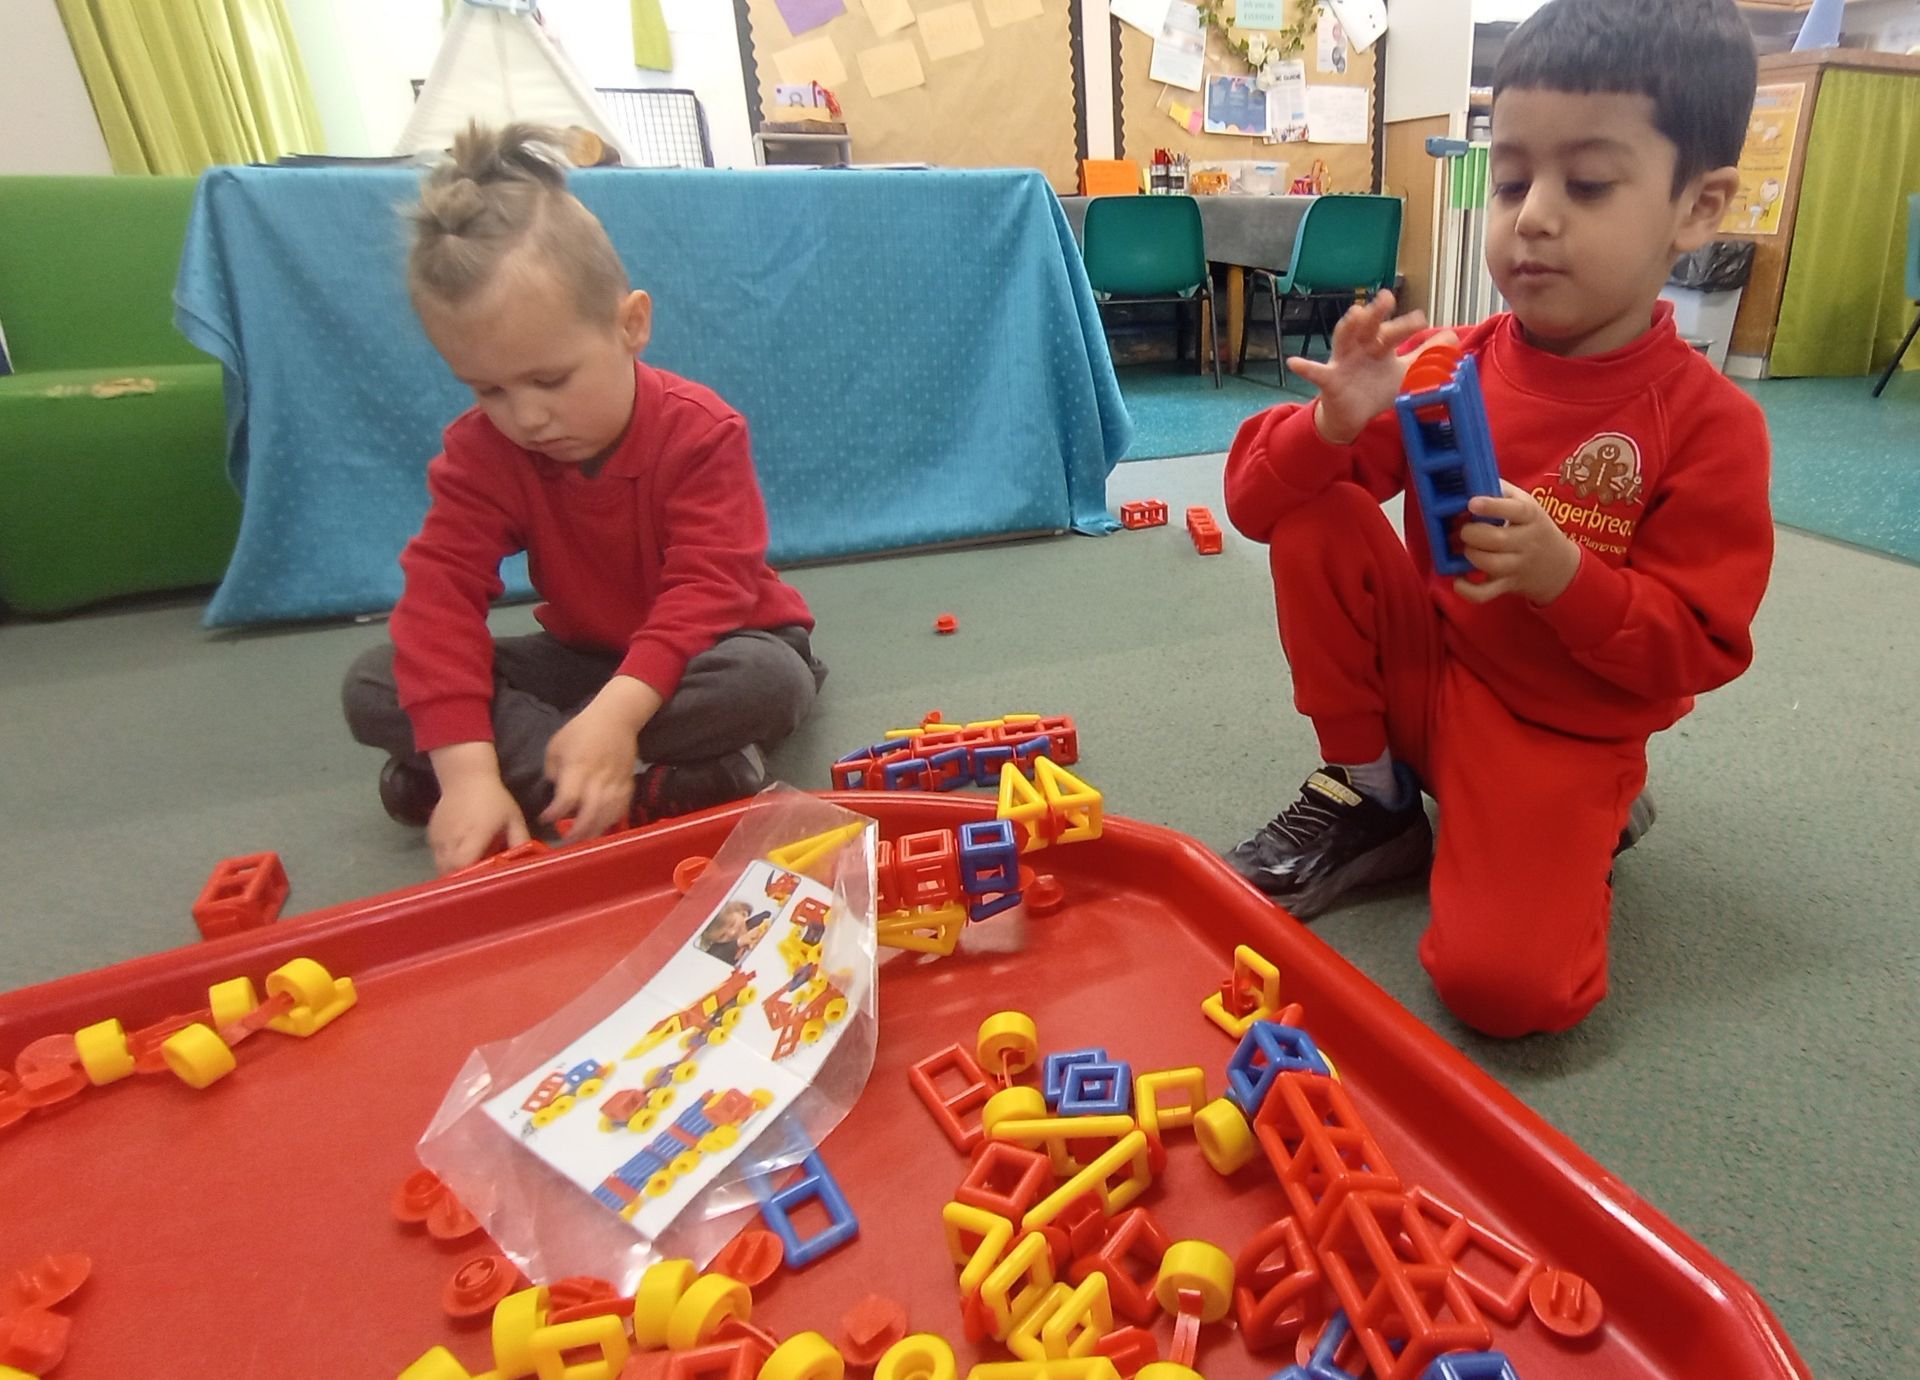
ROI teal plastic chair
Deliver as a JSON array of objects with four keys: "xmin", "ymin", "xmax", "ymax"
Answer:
[
  {"xmin": 1082, "ymin": 195, "xmax": 1221, "ymax": 388},
  {"xmin": 1871, "ymin": 193, "xmax": 1920, "ymax": 398},
  {"xmin": 1239, "ymin": 194, "xmax": 1404, "ymax": 385}
]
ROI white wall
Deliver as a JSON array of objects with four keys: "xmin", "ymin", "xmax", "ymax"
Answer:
[
  {"xmin": 285, "ymin": 0, "xmax": 442, "ymax": 156},
  {"xmin": 1385, "ymin": 0, "xmax": 1472, "ymax": 123},
  {"xmin": 0, "ymin": 0, "xmax": 114, "ymax": 174}
]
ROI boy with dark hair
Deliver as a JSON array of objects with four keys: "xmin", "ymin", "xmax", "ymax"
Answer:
[{"xmin": 1222, "ymin": 0, "xmax": 1772, "ymax": 1037}]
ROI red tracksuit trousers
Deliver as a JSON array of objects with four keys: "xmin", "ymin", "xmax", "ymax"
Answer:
[{"xmin": 1270, "ymin": 485, "xmax": 1647, "ymax": 1037}]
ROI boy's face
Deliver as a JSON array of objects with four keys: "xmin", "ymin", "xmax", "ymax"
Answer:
[
  {"xmin": 422, "ymin": 257, "xmax": 652, "ymax": 465},
  {"xmin": 1487, "ymin": 89, "xmax": 1736, "ymax": 358}
]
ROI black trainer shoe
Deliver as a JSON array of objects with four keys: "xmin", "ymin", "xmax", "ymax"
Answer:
[
  {"xmin": 1226, "ymin": 764, "xmax": 1432, "ymax": 919},
  {"xmin": 378, "ymin": 756, "xmax": 439, "ymax": 827},
  {"xmin": 1614, "ymin": 790, "xmax": 1656, "ymax": 856},
  {"xmin": 630, "ymin": 746, "xmax": 768, "ymax": 827}
]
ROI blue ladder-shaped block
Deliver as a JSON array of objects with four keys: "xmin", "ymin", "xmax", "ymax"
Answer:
[
  {"xmin": 1394, "ymin": 353, "xmax": 1503, "ymax": 577},
  {"xmin": 958, "ymin": 819, "xmax": 1021, "ymax": 896},
  {"xmin": 1228, "ymin": 1021, "xmax": 1330, "ymax": 1114},
  {"xmin": 1422, "ymin": 1352, "xmax": 1521, "ymax": 1380},
  {"xmin": 748, "ymin": 1146, "xmax": 859, "ymax": 1267}
]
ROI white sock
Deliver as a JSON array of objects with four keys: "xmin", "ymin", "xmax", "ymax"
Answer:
[{"xmin": 1339, "ymin": 750, "xmax": 1404, "ymax": 807}]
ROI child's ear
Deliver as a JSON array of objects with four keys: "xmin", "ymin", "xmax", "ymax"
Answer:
[
  {"xmin": 1674, "ymin": 166, "xmax": 1740, "ymax": 254},
  {"xmin": 619, "ymin": 290, "xmax": 653, "ymax": 355}
]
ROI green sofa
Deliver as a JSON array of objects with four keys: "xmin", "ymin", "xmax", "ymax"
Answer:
[{"xmin": 0, "ymin": 175, "xmax": 239, "ymax": 615}]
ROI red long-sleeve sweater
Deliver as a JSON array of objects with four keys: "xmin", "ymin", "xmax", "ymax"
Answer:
[
  {"xmin": 392, "ymin": 361, "xmax": 813, "ymax": 753},
  {"xmin": 1224, "ymin": 305, "xmax": 1774, "ymax": 741}
]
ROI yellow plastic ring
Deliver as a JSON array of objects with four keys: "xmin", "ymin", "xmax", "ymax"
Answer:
[
  {"xmin": 801, "ymin": 1020, "xmax": 826, "ymax": 1045},
  {"xmin": 823, "ymin": 998, "xmax": 849, "ymax": 1023},
  {"xmin": 874, "ymin": 1334, "xmax": 956, "ymax": 1380},
  {"xmin": 673, "ymin": 1061, "xmax": 701, "ymax": 1083},
  {"xmin": 1154, "ymin": 1240, "xmax": 1235, "ymax": 1323},
  {"xmin": 74, "ymin": 1018, "xmax": 136, "ymax": 1085},
  {"xmin": 1193, "ymin": 1098, "xmax": 1255, "ymax": 1176},
  {"xmin": 631, "ymin": 1259, "xmax": 697, "ymax": 1347},
  {"xmin": 629, "ymin": 1110, "xmax": 659, "ymax": 1133},
  {"xmin": 265, "ymin": 956, "xmax": 336, "ymax": 1009},
  {"xmin": 759, "ymin": 1331, "xmax": 845, "ymax": 1380},
  {"xmin": 490, "ymin": 1285, "xmax": 551, "ymax": 1376},
  {"xmin": 160, "ymin": 1022, "xmax": 238, "ymax": 1089},
  {"xmin": 578, "ymin": 1078, "xmax": 604, "ymax": 1098},
  {"xmin": 709, "ymin": 1028, "xmax": 733, "ymax": 1048},
  {"xmin": 700, "ymin": 1124, "xmax": 740, "ymax": 1154},
  {"xmin": 976, "ymin": 1011, "xmax": 1040, "ymax": 1077},
  {"xmin": 1136, "ymin": 1366, "xmax": 1203, "ymax": 1380},
  {"xmin": 982, "ymin": 1085, "xmax": 1048, "ymax": 1138},
  {"xmin": 671, "ymin": 1150, "xmax": 703, "ymax": 1177},
  {"xmin": 646, "ymin": 1172, "xmax": 676, "ymax": 1198},
  {"xmin": 666, "ymin": 1272, "xmax": 752, "ymax": 1349},
  {"xmin": 208, "ymin": 976, "xmax": 260, "ymax": 1027}
]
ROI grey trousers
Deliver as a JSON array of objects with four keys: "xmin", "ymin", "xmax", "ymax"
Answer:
[{"xmin": 342, "ymin": 626, "xmax": 826, "ymax": 818}]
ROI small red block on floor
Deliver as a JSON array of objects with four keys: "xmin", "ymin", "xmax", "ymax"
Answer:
[
  {"xmin": 1185, "ymin": 506, "xmax": 1223, "ymax": 555},
  {"xmin": 191, "ymin": 851, "xmax": 289, "ymax": 940},
  {"xmin": 934, "ymin": 614, "xmax": 959, "ymax": 635}
]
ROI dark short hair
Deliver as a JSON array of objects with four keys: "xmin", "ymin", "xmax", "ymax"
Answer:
[{"xmin": 1493, "ymin": 0, "xmax": 1757, "ymax": 195}]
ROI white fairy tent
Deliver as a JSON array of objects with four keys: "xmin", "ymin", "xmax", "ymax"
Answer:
[{"xmin": 396, "ymin": 0, "xmax": 637, "ymax": 165}]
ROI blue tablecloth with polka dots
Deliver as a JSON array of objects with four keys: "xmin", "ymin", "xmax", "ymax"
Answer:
[{"xmin": 176, "ymin": 165, "xmax": 1132, "ymax": 627}]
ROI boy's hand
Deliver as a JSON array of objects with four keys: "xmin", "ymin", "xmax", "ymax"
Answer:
[
  {"xmin": 542, "ymin": 677, "xmax": 663, "ymax": 842},
  {"xmin": 428, "ymin": 775, "xmax": 529, "ymax": 876},
  {"xmin": 1288, "ymin": 291, "xmax": 1453, "ymax": 445},
  {"xmin": 1453, "ymin": 481, "xmax": 1583, "ymax": 605}
]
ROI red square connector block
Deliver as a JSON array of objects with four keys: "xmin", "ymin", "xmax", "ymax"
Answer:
[
  {"xmin": 1068, "ymin": 1205, "xmax": 1170, "ymax": 1325},
  {"xmin": 1120, "ymin": 499, "xmax": 1169, "ymax": 529},
  {"xmin": 1185, "ymin": 506, "xmax": 1223, "ymax": 555},
  {"xmin": 1253, "ymin": 1071, "xmax": 1400, "ymax": 1248},
  {"xmin": 1317, "ymin": 1191, "xmax": 1492, "ymax": 1380},
  {"xmin": 874, "ymin": 839, "xmax": 905, "ymax": 916},
  {"xmin": 957, "ymin": 1140, "xmax": 1053, "ymax": 1221},
  {"xmin": 1406, "ymin": 1186, "xmax": 1543, "ymax": 1324},
  {"xmin": 1233, "ymin": 1216, "xmax": 1325, "ymax": 1351},
  {"xmin": 908, "ymin": 1044, "xmax": 994, "ymax": 1152},
  {"xmin": 893, "ymin": 829, "xmax": 960, "ymax": 908},
  {"xmin": 191, "ymin": 852, "xmax": 289, "ymax": 940}
]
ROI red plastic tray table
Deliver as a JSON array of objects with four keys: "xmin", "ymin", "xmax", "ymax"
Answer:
[{"xmin": 0, "ymin": 794, "xmax": 1809, "ymax": 1379}]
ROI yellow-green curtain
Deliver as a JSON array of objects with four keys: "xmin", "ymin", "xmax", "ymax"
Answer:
[
  {"xmin": 1772, "ymin": 70, "xmax": 1920, "ymax": 378},
  {"xmin": 632, "ymin": 0, "xmax": 672, "ymax": 72},
  {"xmin": 56, "ymin": 0, "xmax": 326, "ymax": 175}
]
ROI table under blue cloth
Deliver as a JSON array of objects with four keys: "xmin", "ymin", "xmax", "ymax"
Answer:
[{"xmin": 175, "ymin": 166, "xmax": 1133, "ymax": 627}]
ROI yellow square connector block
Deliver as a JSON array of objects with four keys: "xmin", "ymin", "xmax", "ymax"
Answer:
[
  {"xmin": 942, "ymin": 1200, "xmax": 1015, "ymax": 1295},
  {"xmin": 1005, "ymin": 1281, "xmax": 1073, "ymax": 1361},
  {"xmin": 1022, "ymin": 1131, "xmax": 1154, "ymax": 1232},
  {"xmin": 990, "ymin": 1113, "xmax": 1136, "ymax": 1177},
  {"xmin": 767, "ymin": 820, "xmax": 870, "ymax": 880},
  {"xmin": 997, "ymin": 763, "xmax": 1052, "ymax": 854},
  {"xmin": 978, "ymin": 1229, "xmax": 1056, "ymax": 1339},
  {"xmin": 528, "ymin": 1311, "xmax": 631, "ymax": 1380},
  {"xmin": 1135, "ymin": 1067, "xmax": 1208, "ymax": 1140},
  {"xmin": 1033, "ymin": 758, "xmax": 1103, "ymax": 846},
  {"xmin": 877, "ymin": 903, "xmax": 968, "ymax": 956},
  {"xmin": 1199, "ymin": 944, "xmax": 1284, "ymax": 1039},
  {"xmin": 1040, "ymin": 1272, "xmax": 1113, "ymax": 1360}
]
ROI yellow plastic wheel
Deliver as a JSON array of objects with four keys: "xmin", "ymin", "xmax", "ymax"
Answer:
[
  {"xmin": 1153, "ymin": 1240, "xmax": 1235, "ymax": 1323},
  {"xmin": 649, "ymin": 1088, "xmax": 676, "ymax": 1112},
  {"xmin": 160, "ymin": 1022, "xmax": 238, "ymax": 1090},
  {"xmin": 801, "ymin": 1019, "xmax": 826, "ymax": 1045},
  {"xmin": 709, "ymin": 1027, "xmax": 733, "ymax": 1048},
  {"xmin": 74, "ymin": 1018, "xmax": 136, "ymax": 1085},
  {"xmin": 739, "ymin": 986, "xmax": 758, "ymax": 1004},
  {"xmin": 532, "ymin": 1106, "xmax": 559, "ymax": 1128},
  {"xmin": 646, "ymin": 1172, "xmax": 676, "ymax": 1197},
  {"xmin": 671, "ymin": 1150, "xmax": 703, "ymax": 1177},
  {"xmin": 265, "ymin": 956, "xmax": 336, "ymax": 1009},
  {"xmin": 802, "ymin": 978, "xmax": 828, "ymax": 1002},
  {"xmin": 629, "ymin": 1109, "xmax": 659, "ymax": 1133},
  {"xmin": 699, "ymin": 1124, "xmax": 740, "ymax": 1154},
  {"xmin": 976, "ymin": 1011, "xmax": 1040, "ymax": 1078},
  {"xmin": 551, "ymin": 1094, "xmax": 576, "ymax": 1115},
  {"xmin": 673, "ymin": 1060, "xmax": 701, "ymax": 1084},
  {"xmin": 631, "ymin": 1259, "xmax": 698, "ymax": 1348},
  {"xmin": 823, "ymin": 998, "xmax": 849, "ymax": 1023},
  {"xmin": 666, "ymin": 1272, "xmax": 752, "ymax": 1349},
  {"xmin": 982, "ymin": 1084, "xmax": 1047, "ymax": 1137},
  {"xmin": 489, "ymin": 1285, "xmax": 551, "ymax": 1376},
  {"xmin": 721, "ymin": 1007, "xmax": 744, "ymax": 1030},
  {"xmin": 1193, "ymin": 1098, "xmax": 1256, "ymax": 1176},
  {"xmin": 208, "ymin": 976, "xmax": 260, "ymax": 1028},
  {"xmin": 578, "ymin": 1077, "xmax": 604, "ymax": 1098},
  {"xmin": 760, "ymin": 1331, "xmax": 845, "ymax": 1380},
  {"xmin": 874, "ymin": 1334, "xmax": 956, "ymax": 1380}
]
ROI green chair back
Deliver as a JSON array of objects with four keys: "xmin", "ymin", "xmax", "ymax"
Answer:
[
  {"xmin": 1279, "ymin": 194, "xmax": 1403, "ymax": 294},
  {"xmin": 1082, "ymin": 195, "xmax": 1208, "ymax": 297}
]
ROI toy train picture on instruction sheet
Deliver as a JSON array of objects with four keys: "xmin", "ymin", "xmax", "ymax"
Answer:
[
  {"xmin": 1394, "ymin": 347, "xmax": 1504, "ymax": 577},
  {"xmin": 483, "ymin": 856, "xmax": 870, "ymax": 1235}
]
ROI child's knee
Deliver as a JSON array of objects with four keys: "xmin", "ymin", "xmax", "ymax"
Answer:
[
  {"xmin": 340, "ymin": 643, "xmax": 401, "ymax": 735},
  {"xmin": 741, "ymin": 635, "xmax": 819, "ymax": 738},
  {"xmin": 1267, "ymin": 483, "xmax": 1388, "ymax": 573},
  {"xmin": 1420, "ymin": 913, "xmax": 1605, "ymax": 1038}
]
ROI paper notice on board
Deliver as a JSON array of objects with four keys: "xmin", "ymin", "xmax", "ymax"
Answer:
[
  {"xmin": 1111, "ymin": 0, "xmax": 1173, "ymax": 36},
  {"xmin": 1324, "ymin": 0, "xmax": 1386, "ymax": 51},
  {"xmin": 776, "ymin": 0, "xmax": 846, "ymax": 36},
  {"xmin": 1720, "ymin": 82, "xmax": 1803, "ymax": 235},
  {"xmin": 774, "ymin": 34, "xmax": 848, "ymax": 87},
  {"xmin": 920, "ymin": 2, "xmax": 986, "ymax": 59},
  {"xmin": 1204, "ymin": 74, "xmax": 1270, "ymax": 136},
  {"xmin": 1316, "ymin": 12, "xmax": 1347, "ymax": 73},
  {"xmin": 1306, "ymin": 84, "xmax": 1368, "ymax": 143},
  {"xmin": 1150, "ymin": 1, "xmax": 1206, "ymax": 91},
  {"xmin": 861, "ymin": 0, "xmax": 916, "ymax": 36},
  {"xmin": 984, "ymin": 0, "xmax": 1044, "ymax": 26},
  {"xmin": 857, "ymin": 39, "xmax": 926, "ymax": 96},
  {"xmin": 1234, "ymin": 0, "xmax": 1287, "ymax": 28},
  {"xmin": 1266, "ymin": 59, "xmax": 1308, "ymax": 142}
]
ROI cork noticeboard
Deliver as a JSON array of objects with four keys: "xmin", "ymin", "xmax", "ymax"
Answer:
[
  {"xmin": 1117, "ymin": 15, "xmax": 1376, "ymax": 192},
  {"xmin": 743, "ymin": 0, "xmax": 1081, "ymax": 193}
]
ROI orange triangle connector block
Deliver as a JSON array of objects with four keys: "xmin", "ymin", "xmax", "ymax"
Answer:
[
  {"xmin": 997, "ymin": 762, "xmax": 1054, "ymax": 854},
  {"xmin": 1035, "ymin": 757, "xmax": 1104, "ymax": 846}
]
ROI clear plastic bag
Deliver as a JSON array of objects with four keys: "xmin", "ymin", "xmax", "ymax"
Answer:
[{"xmin": 414, "ymin": 786, "xmax": 878, "ymax": 1289}]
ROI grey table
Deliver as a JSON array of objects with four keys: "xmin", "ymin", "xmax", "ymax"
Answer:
[{"xmin": 1059, "ymin": 193, "xmax": 1316, "ymax": 370}]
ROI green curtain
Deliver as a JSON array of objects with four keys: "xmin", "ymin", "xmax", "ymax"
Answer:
[
  {"xmin": 56, "ymin": 0, "xmax": 326, "ymax": 175},
  {"xmin": 1772, "ymin": 70, "xmax": 1920, "ymax": 378},
  {"xmin": 632, "ymin": 0, "xmax": 672, "ymax": 72}
]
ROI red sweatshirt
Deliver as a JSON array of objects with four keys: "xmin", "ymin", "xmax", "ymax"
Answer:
[
  {"xmin": 1224, "ymin": 305, "xmax": 1774, "ymax": 741},
  {"xmin": 392, "ymin": 361, "xmax": 813, "ymax": 753}
]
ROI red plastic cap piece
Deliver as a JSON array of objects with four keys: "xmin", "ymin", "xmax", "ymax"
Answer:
[
  {"xmin": 1025, "ymin": 874, "xmax": 1065, "ymax": 916},
  {"xmin": 711, "ymin": 1228, "xmax": 785, "ymax": 1288},
  {"xmin": 392, "ymin": 1169, "xmax": 447, "ymax": 1225},
  {"xmin": 547, "ymin": 1276, "xmax": 626, "ymax": 1323},
  {"xmin": 444, "ymin": 1253, "xmax": 524, "ymax": 1319},
  {"xmin": 934, "ymin": 614, "xmax": 959, "ymax": 635},
  {"xmin": 1401, "ymin": 342, "xmax": 1464, "ymax": 398},
  {"xmin": 0, "ymin": 1306, "xmax": 71, "ymax": 1375},
  {"xmin": 1530, "ymin": 1267, "xmax": 1604, "ymax": 1339},
  {"xmin": 426, "ymin": 1190, "xmax": 483, "ymax": 1242},
  {"xmin": 1, "ymin": 1254, "xmax": 91, "ymax": 1314},
  {"xmin": 673, "ymin": 856, "xmax": 712, "ymax": 895},
  {"xmin": 840, "ymin": 1293, "xmax": 908, "ymax": 1367},
  {"xmin": 1094, "ymin": 1326, "xmax": 1158, "ymax": 1377}
]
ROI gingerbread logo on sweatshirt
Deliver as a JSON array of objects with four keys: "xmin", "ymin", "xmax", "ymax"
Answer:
[{"xmin": 1557, "ymin": 432, "xmax": 1643, "ymax": 507}]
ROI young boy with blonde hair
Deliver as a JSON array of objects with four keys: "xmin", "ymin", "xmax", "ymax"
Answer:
[
  {"xmin": 344, "ymin": 125, "xmax": 824, "ymax": 875},
  {"xmin": 1223, "ymin": 0, "xmax": 1773, "ymax": 1036}
]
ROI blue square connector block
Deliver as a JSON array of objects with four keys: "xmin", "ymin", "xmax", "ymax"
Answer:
[
  {"xmin": 968, "ymin": 890, "xmax": 1023, "ymax": 923},
  {"xmin": 1393, "ymin": 352, "xmax": 1503, "ymax": 577},
  {"xmin": 972, "ymin": 743, "xmax": 1015, "ymax": 787},
  {"xmin": 1010, "ymin": 735, "xmax": 1050, "ymax": 771},
  {"xmin": 1060, "ymin": 1060, "xmax": 1132, "ymax": 1116},
  {"xmin": 1043, "ymin": 1048, "xmax": 1108, "ymax": 1107},
  {"xmin": 749, "ymin": 1147, "xmax": 858, "ymax": 1268},
  {"xmin": 1228, "ymin": 1021, "xmax": 1329, "ymax": 1115},
  {"xmin": 929, "ymin": 746, "xmax": 974, "ymax": 791},
  {"xmin": 1421, "ymin": 1354, "xmax": 1520, "ymax": 1380},
  {"xmin": 958, "ymin": 819, "xmax": 1021, "ymax": 896}
]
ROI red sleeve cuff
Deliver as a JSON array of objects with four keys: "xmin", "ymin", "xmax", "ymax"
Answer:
[
  {"xmin": 1532, "ymin": 547, "xmax": 1631, "ymax": 650},
  {"xmin": 617, "ymin": 638, "xmax": 690, "ymax": 704},
  {"xmin": 408, "ymin": 697, "xmax": 496, "ymax": 754}
]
